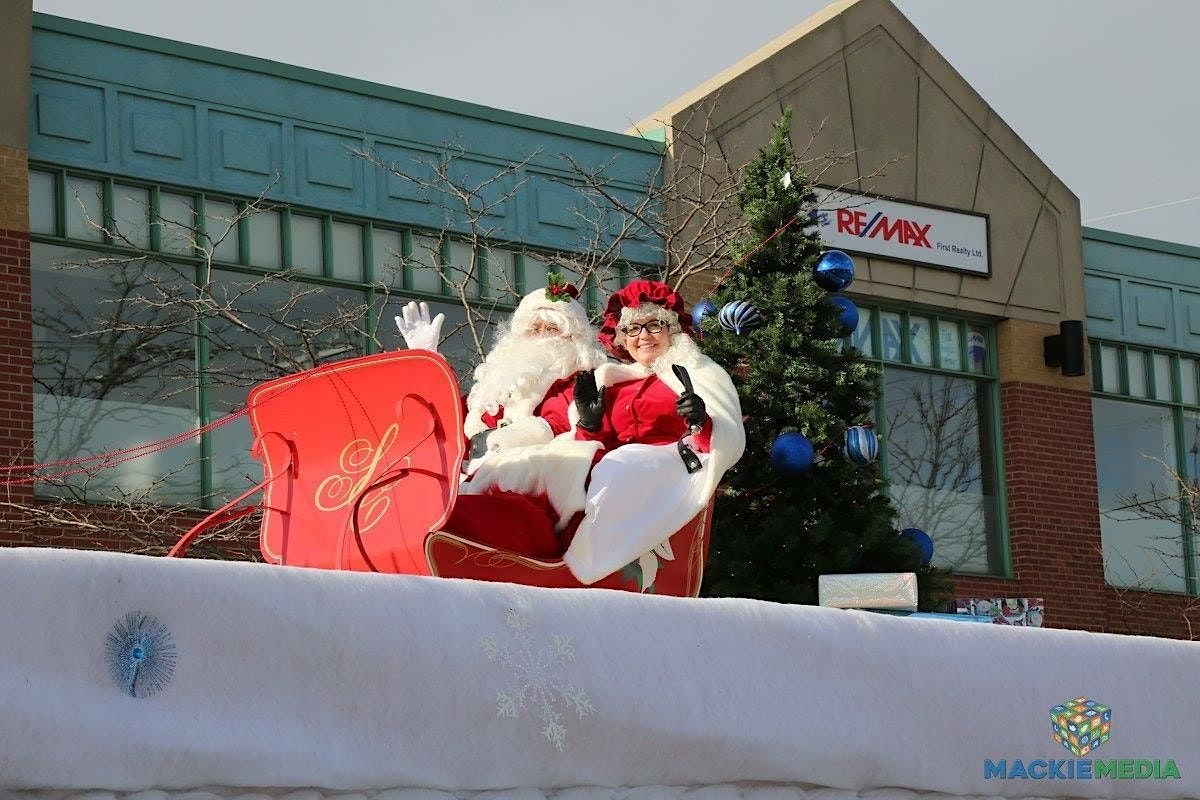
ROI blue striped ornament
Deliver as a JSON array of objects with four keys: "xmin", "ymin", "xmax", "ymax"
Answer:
[
  {"xmin": 843, "ymin": 425, "xmax": 879, "ymax": 465},
  {"xmin": 718, "ymin": 300, "xmax": 762, "ymax": 334}
]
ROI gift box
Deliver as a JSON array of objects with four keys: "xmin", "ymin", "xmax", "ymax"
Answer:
[
  {"xmin": 956, "ymin": 597, "xmax": 1045, "ymax": 627},
  {"xmin": 818, "ymin": 572, "xmax": 917, "ymax": 610},
  {"xmin": 1051, "ymin": 697, "xmax": 1111, "ymax": 757}
]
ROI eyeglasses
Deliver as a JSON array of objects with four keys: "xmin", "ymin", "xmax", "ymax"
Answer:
[
  {"xmin": 622, "ymin": 320, "xmax": 670, "ymax": 337},
  {"xmin": 527, "ymin": 320, "xmax": 563, "ymax": 336}
]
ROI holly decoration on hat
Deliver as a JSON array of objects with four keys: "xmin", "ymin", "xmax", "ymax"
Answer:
[{"xmin": 545, "ymin": 270, "xmax": 579, "ymax": 303}]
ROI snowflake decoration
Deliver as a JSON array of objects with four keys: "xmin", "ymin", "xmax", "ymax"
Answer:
[
  {"xmin": 480, "ymin": 607, "xmax": 595, "ymax": 751},
  {"xmin": 106, "ymin": 611, "xmax": 177, "ymax": 698}
]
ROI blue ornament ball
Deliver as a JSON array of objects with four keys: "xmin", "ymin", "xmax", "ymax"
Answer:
[
  {"xmin": 900, "ymin": 527, "xmax": 935, "ymax": 566},
  {"xmin": 813, "ymin": 250, "xmax": 855, "ymax": 292},
  {"xmin": 827, "ymin": 295, "xmax": 859, "ymax": 336},
  {"xmin": 770, "ymin": 432, "xmax": 814, "ymax": 474},
  {"xmin": 843, "ymin": 425, "xmax": 879, "ymax": 465},
  {"xmin": 691, "ymin": 299, "xmax": 718, "ymax": 336},
  {"xmin": 718, "ymin": 300, "xmax": 763, "ymax": 334}
]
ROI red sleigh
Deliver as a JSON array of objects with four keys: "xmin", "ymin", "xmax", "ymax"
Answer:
[{"xmin": 169, "ymin": 350, "xmax": 712, "ymax": 597}]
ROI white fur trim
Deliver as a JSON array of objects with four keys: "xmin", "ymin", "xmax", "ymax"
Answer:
[
  {"xmin": 565, "ymin": 347, "xmax": 745, "ymax": 584},
  {"xmin": 461, "ymin": 437, "xmax": 604, "ymax": 530},
  {"xmin": 484, "ymin": 416, "xmax": 554, "ymax": 452},
  {"xmin": 512, "ymin": 287, "xmax": 592, "ymax": 341}
]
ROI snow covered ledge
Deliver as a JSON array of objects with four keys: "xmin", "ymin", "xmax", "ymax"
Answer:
[{"xmin": 1, "ymin": 548, "xmax": 1196, "ymax": 799}]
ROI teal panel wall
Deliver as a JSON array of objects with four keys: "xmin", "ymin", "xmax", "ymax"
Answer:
[
  {"xmin": 1085, "ymin": 228, "xmax": 1200, "ymax": 351},
  {"xmin": 28, "ymin": 14, "xmax": 664, "ymax": 266}
]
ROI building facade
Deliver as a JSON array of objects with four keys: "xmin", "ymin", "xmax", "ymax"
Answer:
[
  {"xmin": 2, "ymin": 4, "xmax": 661, "ymax": 550},
  {"xmin": 2, "ymin": 0, "xmax": 1199, "ymax": 637},
  {"xmin": 631, "ymin": 0, "xmax": 1197, "ymax": 637}
]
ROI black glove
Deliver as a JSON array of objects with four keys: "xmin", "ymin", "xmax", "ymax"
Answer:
[
  {"xmin": 468, "ymin": 430, "xmax": 491, "ymax": 460},
  {"xmin": 574, "ymin": 371, "xmax": 605, "ymax": 432},
  {"xmin": 676, "ymin": 390, "xmax": 706, "ymax": 428}
]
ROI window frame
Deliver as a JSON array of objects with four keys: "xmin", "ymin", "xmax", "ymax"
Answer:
[
  {"xmin": 1091, "ymin": 338, "xmax": 1200, "ymax": 595},
  {"xmin": 849, "ymin": 304, "xmax": 1010, "ymax": 577}
]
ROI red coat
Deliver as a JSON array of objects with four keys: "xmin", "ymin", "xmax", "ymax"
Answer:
[
  {"xmin": 575, "ymin": 374, "xmax": 712, "ymax": 452},
  {"xmin": 477, "ymin": 375, "xmax": 577, "ymax": 435}
]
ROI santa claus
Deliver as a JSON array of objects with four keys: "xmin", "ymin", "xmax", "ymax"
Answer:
[
  {"xmin": 394, "ymin": 275, "xmax": 607, "ymax": 457},
  {"xmin": 395, "ymin": 276, "xmax": 609, "ymax": 556}
]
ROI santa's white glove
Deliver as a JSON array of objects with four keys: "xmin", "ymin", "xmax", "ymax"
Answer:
[
  {"xmin": 485, "ymin": 417, "xmax": 554, "ymax": 453},
  {"xmin": 394, "ymin": 301, "xmax": 445, "ymax": 353}
]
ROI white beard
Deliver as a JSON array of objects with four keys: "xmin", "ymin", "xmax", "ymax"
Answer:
[{"xmin": 464, "ymin": 333, "xmax": 598, "ymax": 438}]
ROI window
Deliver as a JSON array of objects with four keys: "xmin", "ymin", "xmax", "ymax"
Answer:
[
  {"xmin": 248, "ymin": 209, "xmax": 282, "ymax": 269},
  {"xmin": 595, "ymin": 264, "xmax": 625, "ymax": 315},
  {"xmin": 523, "ymin": 252, "xmax": 550, "ymax": 294},
  {"xmin": 1092, "ymin": 341, "xmax": 1199, "ymax": 593},
  {"xmin": 157, "ymin": 192, "xmax": 195, "ymax": 256},
  {"xmin": 408, "ymin": 234, "xmax": 443, "ymax": 295},
  {"xmin": 203, "ymin": 199, "xmax": 240, "ymax": 264},
  {"xmin": 65, "ymin": 176, "xmax": 104, "ymax": 242},
  {"xmin": 447, "ymin": 239, "xmax": 478, "ymax": 298},
  {"xmin": 28, "ymin": 170, "xmax": 56, "ymax": 235},
  {"xmin": 32, "ymin": 244, "xmax": 200, "ymax": 504},
  {"xmin": 330, "ymin": 220, "xmax": 363, "ymax": 282},
  {"xmin": 483, "ymin": 247, "xmax": 517, "ymax": 302},
  {"xmin": 371, "ymin": 227, "xmax": 404, "ymax": 288},
  {"xmin": 26, "ymin": 167, "xmax": 638, "ymax": 508},
  {"xmin": 853, "ymin": 308, "xmax": 1004, "ymax": 575},
  {"xmin": 883, "ymin": 368, "xmax": 1001, "ymax": 573},
  {"xmin": 113, "ymin": 184, "xmax": 151, "ymax": 250},
  {"xmin": 290, "ymin": 214, "xmax": 323, "ymax": 276}
]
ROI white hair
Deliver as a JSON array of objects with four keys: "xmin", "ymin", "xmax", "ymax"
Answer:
[
  {"xmin": 617, "ymin": 302, "xmax": 680, "ymax": 334},
  {"xmin": 464, "ymin": 304, "xmax": 608, "ymax": 438}
]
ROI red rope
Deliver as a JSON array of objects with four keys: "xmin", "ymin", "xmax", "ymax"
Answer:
[
  {"xmin": 711, "ymin": 211, "xmax": 805, "ymax": 292},
  {"xmin": 1, "ymin": 357, "xmax": 350, "ymax": 487},
  {"xmin": 0, "ymin": 411, "xmax": 246, "ymax": 475}
]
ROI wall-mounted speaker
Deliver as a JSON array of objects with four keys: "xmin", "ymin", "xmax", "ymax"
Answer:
[{"xmin": 1043, "ymin": 320, "xmax": 1085, "ymax": 377}]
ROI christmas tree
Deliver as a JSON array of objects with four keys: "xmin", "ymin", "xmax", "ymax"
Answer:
[{"xmin": 698, "ymin": 109, "xmax": 950, "ymax": 608}]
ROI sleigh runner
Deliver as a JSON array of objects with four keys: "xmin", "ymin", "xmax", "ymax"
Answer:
[{"xmin": 169, "ymin": 349, "xmax": 714, "ymax": 596}]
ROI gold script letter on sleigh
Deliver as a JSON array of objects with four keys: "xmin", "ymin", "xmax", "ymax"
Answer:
[{"xmin": 314, "ymin": 423, "xmax": 402, "ymax": 534}]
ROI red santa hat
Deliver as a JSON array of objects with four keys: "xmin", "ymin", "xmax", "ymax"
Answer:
[{"xmin": 598, "ymin": 279, "xmax": 693, "ymax": 358}]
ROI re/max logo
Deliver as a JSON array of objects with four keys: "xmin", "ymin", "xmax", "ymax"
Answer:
[
  {"xmin": 983, "ymin": 759, "xmax": 1181, "ymax": 780},
  {"xmin": 835, "ymin": 208, "xmax": 932, "ymax": 248}
]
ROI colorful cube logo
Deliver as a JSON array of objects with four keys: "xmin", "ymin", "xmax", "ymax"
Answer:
[{"xmin": 1050, "ymin": 697, "xmax": 1112, "ymax": 757}]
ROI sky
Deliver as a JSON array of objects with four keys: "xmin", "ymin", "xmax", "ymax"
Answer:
[{"xmin": 31, "ymin": 0, "xmax": 1200, "ymax": 247}]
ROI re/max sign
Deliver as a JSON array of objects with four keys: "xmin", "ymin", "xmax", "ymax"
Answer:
[
  {"xmin": 814, "ymin": 188, "xmax": 990, "ymax": 276},
  {"xmin": 835, "ymin": 208, "xmax": 932, "ymax": 248}
]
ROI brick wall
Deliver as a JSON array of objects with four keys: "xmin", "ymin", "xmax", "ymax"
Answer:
[
  {"xmin": 955, "ymin": 381, "xmax": 1200, "ymax": 639},
  {"xmin": 0, "ymin": 230, "xmax": 31, "ymax": 476},
  {"xmin": 0, "ymin": 498, "xmax": 260, "ymax": 559},
  {"xmin": 0, "ymin": 145, "xmax": 33, "ymax": 517}
]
